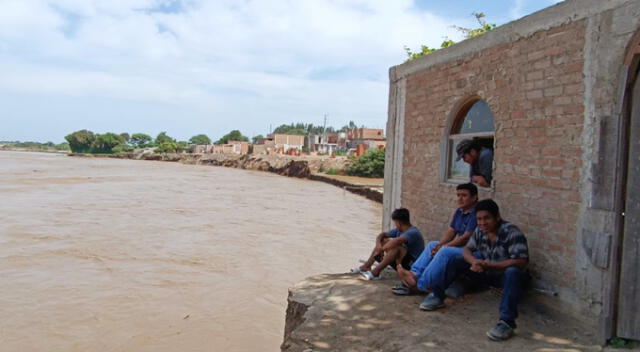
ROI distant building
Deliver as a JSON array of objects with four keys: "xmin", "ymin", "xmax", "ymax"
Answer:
[
  {"xmin": 346, "ymin": 128, "xmax": 386, "ymax": 155},
  {"xmin": 307, "ymin": 132, "xmax": 347, "ymax": 155},
  {"xmin": 193, "ymin": 141, "xmax": 249, "ymax": 155},
  {"xmin": 254, "ymin": 134, "xmax": 304, "ymax": 154}
]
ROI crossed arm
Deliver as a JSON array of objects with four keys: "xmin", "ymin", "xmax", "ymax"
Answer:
[{"xmin": 462, "ymin": 247, "xmax": 528, "ymax": 272}]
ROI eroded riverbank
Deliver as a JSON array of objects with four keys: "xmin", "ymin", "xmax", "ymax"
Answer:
[{"xmin": 0, "ymin": 151, "xmax": 382, "ymax": 352}]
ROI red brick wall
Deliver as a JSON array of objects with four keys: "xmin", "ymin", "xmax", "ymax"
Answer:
[{"xmin": 400, "ymin": 21, "xmax": 586, "ymax": 288}]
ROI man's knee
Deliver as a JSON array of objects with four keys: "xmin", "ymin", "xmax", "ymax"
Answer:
[
  {"xmin": 504, "ymin": 266, "xmax": 523, "ymax": 277},
  {"xmin": 435, "ymin": 246, "xmax": 461, "ymax": 260}
]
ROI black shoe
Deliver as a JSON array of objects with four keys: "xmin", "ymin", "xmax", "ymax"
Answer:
[{"xmin": 486, "ymin": 320, "xmax": 514, "ymax": 341}]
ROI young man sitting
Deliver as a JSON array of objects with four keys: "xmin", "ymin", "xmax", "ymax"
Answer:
[
  {"xmin": 357, "ymin": 208, "xmax": 425, "ymax": 281},
  {"xmin": 395, "ymin": 183, "xmax": 478, "ymax": 295},
  {"xmin": 419, "ymin": 199, "xmax": 529, "ymax": 341}
]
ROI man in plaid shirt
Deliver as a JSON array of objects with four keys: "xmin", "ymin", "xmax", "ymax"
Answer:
[{"xmin": 419, "ymin": 199, "xmax": 529, "ymax": 341}]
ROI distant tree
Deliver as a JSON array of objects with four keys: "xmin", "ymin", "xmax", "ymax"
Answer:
[
  {"xmin": 65, "ymin": 130, "xmax": 96, "ymax": 153},
  {"xmin": 55, "ymin": 142, "xmax": 70, "ymax": 151},
  {"xmin": 120, "ymin": 133, "xmax": 130, "ymax": 143},
  {"xmin": 155, "ymin": 141, "xmax": 179, "ymax": 153},
  {"xmin": 188, "ymin": 134, "xmax": 211, "ymax": 145},
  {"xmin": 215, "ymin": 130, "xmax": 249, "ymax": 145},
  {"xmin": 155, "ymin": 131, "xmax": 175, "ymax": 146},
  {"xmin": 252, "ymin": 134, "xmax": 264, "ymax": 144},
  {"xmin": 92, "ymin": 133, "xmax": 125, "ymax": 154},
  {"xmin": 129, "ymin": 133, "xmax": 152, "ymax": 148}
]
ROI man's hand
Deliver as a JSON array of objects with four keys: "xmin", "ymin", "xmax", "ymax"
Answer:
[
  {"xmin": 431, "ymin": 243, "xmax": 443, "ymax": 256},
  {"xmin": 471, "ymin": 175, "xmax": 489, "ymax": 187},
  {"xmin": 469, "ymin": 258, "xmax": 487, "ymax": 273}
]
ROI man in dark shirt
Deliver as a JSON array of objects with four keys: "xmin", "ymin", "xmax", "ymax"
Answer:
[
  {"xmin": 356, "ymin": 208, "xmax": 425, "ymax": 281},
  {"xmin": 456, "ymin": 139, "xmax": 493, "ymax": 187},
  {"xmin": 419, "ymin": 199, "xmax": 529, "ymax": 341},
  {"xmin": 395, "ymin": 183, "xmax": 478, "ymax": 294}
]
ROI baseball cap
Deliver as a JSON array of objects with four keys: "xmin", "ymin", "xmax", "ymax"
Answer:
[{"xmin": 455, "ymin": 139, "xmax": 474, "ymax": 161}]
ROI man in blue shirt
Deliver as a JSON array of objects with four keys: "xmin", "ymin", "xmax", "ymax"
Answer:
[
  {"xmin": 395, "ymin": 183, "xmax": 478, "ymax": 293},
  {"xmin": 358, "ymin": 208, "xmax": 425, "ymax": 281},
  {"xmin": 456, "ymin": 139, "xmax": 493, "ymax": 187}
]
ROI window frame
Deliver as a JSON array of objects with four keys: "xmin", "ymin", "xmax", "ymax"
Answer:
[{"xmin": 440, "ymin": 97, "xmax": 496, "ymax": 186}]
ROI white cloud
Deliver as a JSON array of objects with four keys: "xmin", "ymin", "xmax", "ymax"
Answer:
[{"xmin": 0, "ymin": 0, "xmax": 470, "ymax": 141}]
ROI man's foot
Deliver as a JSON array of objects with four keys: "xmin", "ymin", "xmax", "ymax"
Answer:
[
  {"xmin": 391, "ymin": 283, "xmax": 412, "ymax": 295},
  {"xmin": 445, "ymin": 279, "xmax": 468, "ymax": 298},
  {"xmin": 360, "ymin": 271, "xmax": 380, "ymax": 281},
  {"xmin": 419, "ymin": 293, "xmax": 444, "ymax": 311},
  {"xmin": 350, "ymin": 267, "xmax": 365, "ymax": 274},
  {"xmin": 486, "ymin": 321, "xmax": 514, "ymax": 341}
]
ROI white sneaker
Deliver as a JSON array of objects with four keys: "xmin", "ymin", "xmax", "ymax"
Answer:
[{"xmin": 360, "ymin": 271, "xmax": 380, "ymax": 281}]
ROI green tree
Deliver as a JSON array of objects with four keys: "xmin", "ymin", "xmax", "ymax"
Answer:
[
  {"xmin": 252, "ymin": 134, "xmax": 264, "ymax": 144},
  {"xmin": 155, "ymin": 141, "xmax": 179, "ymax": 153},
  {"xmin": 65, "ymin": 130, "xmax": 96, "ymax": 153},
  {"xmin": 119, "ymin": 133, "xmax": 130, "ymax": 144},
  {"xmin": 129, "ymin": 133, "xmax": 152, "ymax": 148},
  {"xmin": 404, "ymin": 12, "xmax": 496, "ymax": 62},
  {"xmin": 188, "ymin": 134, "xmax": 211, "ymax": 145},
  {"xmin": 215, "ymin": 130, "xmax": 249, "ymax": 145},
  {"xmin": 92, "ymin": 133, "xmax": 125, "ymax": 154},
  {"xmin": 345, "ymin": 148, "xmax": 385, "ymax": 178},
  {"xmin": 155, "ymin": 131, "xmax": 175, "ymax": 146}
]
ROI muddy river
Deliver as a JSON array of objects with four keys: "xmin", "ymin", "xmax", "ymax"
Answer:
[{"xmin": 0, "ymin": 151, "xmax": 382, "ymax": 352}]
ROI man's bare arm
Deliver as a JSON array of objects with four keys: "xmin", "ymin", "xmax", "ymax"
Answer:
[
  {"xmin": 382, "ymin": 236, "xmax": 406, "ymax": 251},
  {"xmin": 471, "ymin": 175, "xmax": 490, "ymax": 187},
  {"xmin": 445, "ymin": 231, "xmax": 473, "ymax": 247},
  {"xmin": 482, "ymin": 258, "xmax": 528, "ymax": 271}
]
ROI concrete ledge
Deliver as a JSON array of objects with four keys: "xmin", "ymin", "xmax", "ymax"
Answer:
[{"xmin": 282, "ymin": 272, "xmax": 601, "ymax": 352}]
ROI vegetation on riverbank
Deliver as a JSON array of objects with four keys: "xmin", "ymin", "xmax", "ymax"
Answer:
[
  {"xmin": 0, "ymin": 140, "xmax": 70, "ymax": 152},
  {"xmin": 345, "ymin": 148, "xmax": 385, "ymax": 178}
]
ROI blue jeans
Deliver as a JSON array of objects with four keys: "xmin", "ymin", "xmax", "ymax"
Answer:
[
  {"xmin": 427, "ymin": 250, "xmax": 525, "ymax": 328},
  {"xmin": 410, "ymin": 242, "xmax": 463, "ymax": 292}
]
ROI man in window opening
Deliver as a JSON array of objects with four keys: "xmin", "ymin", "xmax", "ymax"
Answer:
[
  {"xmin": 418, "ymin": 199, "xmax": 529, "ymax": 341},
  {"xmin": 355, "ymin": 208, "xmax": 425, "ymax": 281},
  {"xmin": 456, "ymin": 139, "xmax": 493, "ymax": 187},
  {"xmin": 393, "ymin": 183, "xmax": 478, "ymax": 296}
]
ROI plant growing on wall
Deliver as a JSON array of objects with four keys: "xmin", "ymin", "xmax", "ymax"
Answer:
[{"xmin": 404, "ymin": 12, "xmax": 496, "ymax": 62}]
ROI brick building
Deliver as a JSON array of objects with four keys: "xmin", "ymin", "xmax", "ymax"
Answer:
[{"xmin": 383, "ymin": 0, "xmax": 640, "ymax": 342}]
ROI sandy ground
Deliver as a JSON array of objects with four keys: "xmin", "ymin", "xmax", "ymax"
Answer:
[{"xmin": 282, "ymin": 271, "xmax": 605, "ymax": 352}]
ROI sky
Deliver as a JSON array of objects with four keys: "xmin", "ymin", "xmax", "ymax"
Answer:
[{"xmin": 0, "ymin": 0, "xmax": 560, "ymax": 143}]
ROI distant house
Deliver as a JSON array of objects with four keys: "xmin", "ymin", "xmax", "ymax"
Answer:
[
  {"xmin": 254, "ymin": 134, "xmax": 304, "ymax": 154},
  {"xmin": 347, "ymin": 128, "xmax": 386, "ymax": 154},
  {"xmin": 194, "ymin": 141, "xmax": 249, "ymax": 155},
  {"xmin": 307, "ymin": 132, "xmax": 347, "ymax": 155}
]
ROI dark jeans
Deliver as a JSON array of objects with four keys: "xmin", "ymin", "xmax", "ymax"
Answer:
[{"xmin": 428, "ymin": 251, "xmax": 526, "ymax": 328}]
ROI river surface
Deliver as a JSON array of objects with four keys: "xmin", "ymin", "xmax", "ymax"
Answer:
[{"xmin": 0, "ymin": 151, "xmax": 382, "ymax": 352}]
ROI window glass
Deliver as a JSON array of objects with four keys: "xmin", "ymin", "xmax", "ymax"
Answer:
[
  {"xmin": 457, "ymin": 100, "xmax": 495, "ymax": 134},
  {"xmin": 448, "ymin": 139, "xmax": 470, "ymax": 180}
]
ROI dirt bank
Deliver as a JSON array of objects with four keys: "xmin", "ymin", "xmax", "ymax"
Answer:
[
  {"xmin": 70, "ymin": 152, "xmax": 383, "ymax": 203},
  {"xmin": 282, "ymin": 272, "xmax": 602, "ymax": 352}
]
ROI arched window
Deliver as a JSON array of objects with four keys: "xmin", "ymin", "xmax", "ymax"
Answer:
[{"xmin": 446, "ymin": 99, "xmax": 495, "ymax": 182}]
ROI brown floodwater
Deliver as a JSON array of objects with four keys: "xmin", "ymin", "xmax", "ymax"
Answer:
[{"xmin": 0, "ymin": 151, "xmax": 382, "ymax": 352}]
